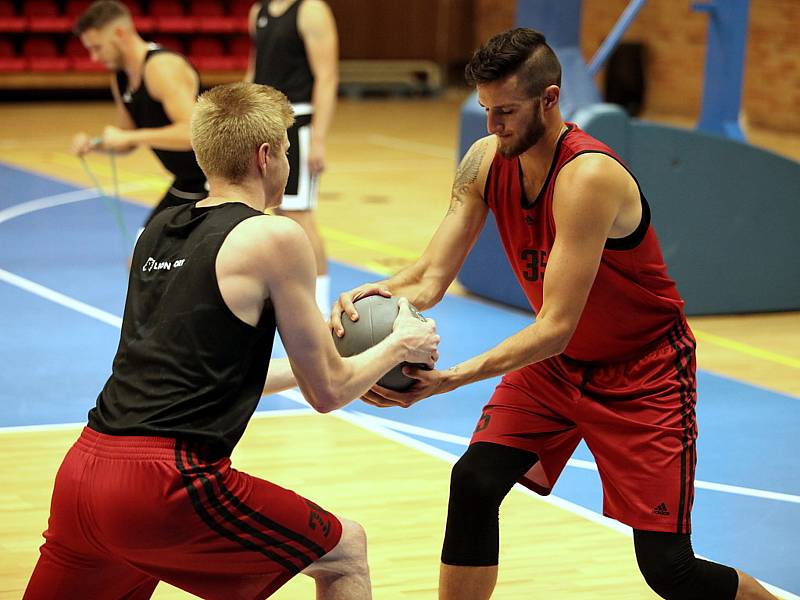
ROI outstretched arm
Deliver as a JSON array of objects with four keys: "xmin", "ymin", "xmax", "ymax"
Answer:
[
  {"xmin": 364, "ymin": 153, "xmax": 641, "ymax": 406},
  {"xmin": 71, "ymin": 76, "xmax": 137, "ymax": 156},
  {"xmin": 218, "ymin": 215, "xmax": 439, "ymax": 413},
  {"xmin": 262, "ymin": 358, "xmax": 297, "ymax": 395},
  {"xmin": 106, "ymin": 54, "xmax": 198, "ymax": 152},
  {"xmin": 331, "ymin": 137, "xmax": 493, "ymax": 334}
]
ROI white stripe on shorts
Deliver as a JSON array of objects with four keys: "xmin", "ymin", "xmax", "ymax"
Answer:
[
  {"xmin": 291, "ymin": 102, "xmax": 313, "ymax": 117},
  {"xmin": 281, "ymin": 120, "xmax": 318, "ymax": 212}
]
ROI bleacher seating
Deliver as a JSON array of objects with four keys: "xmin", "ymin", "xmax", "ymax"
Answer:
[
  {"xmin": 191, "ymin": 0, "xmax": 238, "ymax": 33},
  {"xmin": 23, "ymin": 36, "xmax": 70, "ymax": 71},
  {"xmin": 150, "ymin": 0, "xmax": 194, "ymax": 33},
  {"xmin": 228, "ymin": 34, "xmax": 251, "ymax": 70},
  {"xmin": 0, "ymin": 0, "xmax": 251, "ymax": 82},
  {"xmin": 64, "ymin": 0, "xmax": 92, "ymax": 18},
  {"xmin": 0, "ymin": 0, "xmax": 26, "ymax": 33},
  {"xmin": 0, "ymin": 38, "xmax": 25, "ymax": 71},
  {"xmin": 24, "ymin": 0, "xmax": 71, "ymax": 32},
  {"xmin": 189, "ymin": 36, "xmax": 237, "ymax": 70}
]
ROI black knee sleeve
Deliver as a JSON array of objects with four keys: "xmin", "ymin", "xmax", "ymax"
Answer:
[
  {"xmin": 440, "ymin": 442, "xmax": 537, "ymax": 566},
  {"xmin": 633, "ymin": 530, "xmax": 739, "ymax": 600}
]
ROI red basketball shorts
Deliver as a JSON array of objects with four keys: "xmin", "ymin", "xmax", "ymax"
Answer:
[
  {"xmin": 24, "ymin": 427, "xmax": 343, "ymax": 600},
  {"xmin": 471, "ymin": 319, "xmax": 697, "ymax": 534}
]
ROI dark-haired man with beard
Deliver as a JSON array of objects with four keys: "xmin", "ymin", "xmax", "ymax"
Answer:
[{"xmin": 331, "ymin": 27, "xmax": 776, "ymax": 600}]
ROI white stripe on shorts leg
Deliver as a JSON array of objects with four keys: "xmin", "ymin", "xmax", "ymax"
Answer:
[
  {"xmin": 291, "ymin": 102, "xmax": 313, "ymax": 116},
  {"xmin": 281, "ymin": 121, "xmax": 318, "ymax": 212}
]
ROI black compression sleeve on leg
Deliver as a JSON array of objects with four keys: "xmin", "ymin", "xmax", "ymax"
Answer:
[
  {"xmin": 633, "ymin": 530, "xmax": 739, "ymax": 600},
  {"xmin": 441, "ymin": 442, "xmax": 538, "ymax": 566}
]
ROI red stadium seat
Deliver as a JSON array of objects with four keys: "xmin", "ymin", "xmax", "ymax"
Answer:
[
  {"xmin": 120, "ymin": 0, "xmax": 142, "ymax": 15},
  {"xmin": 0, "ymin": 0, "xmax": 26, "ymax": 33},
  {"xmin": 23, "ymin": 37, "xmax": 71, "ymax": 71},
  {"xmin": 192, "ymin": 0, "xmax": 225, "ymax": 17},
  {"xmin": 151, "ymin": 0, "xmax": 195, "ymax": 33},
  {"xmin": 228, "ymin": 34, "xmax": 251, "ymax": 69},
  {"xmin": 24, "ymin": 0, "xmax": 71, "ymax": 32},
  {"xmin": 133, "ymin": 15, "xmax": 154, "ymax": 32},
  {"xmin": 65, "ymin": 0, "xmax": 93, "ymax": 17},
  {"xmin": 151, "ymin": 36, "xmax": 184, "ymax": 55},
  {"xmin": 191, "ymin": 0, "xmax": 237, "ymax": 33},
  {"xmin": 189, "ymin": 36, "xmax": 236, "ymax": 70},
  {"xmin": 121, "ymin": 0, "xmax": 152, "ymax": 32},
  {"xmin": 0, "ymin": 38, "xmax": 25, "ymax": 71},
  {"xmin": 230, "ymin": 0, "xmax": 255, "ymax": 16},
  {"xmin": 229, "ymin": 0, "xmax": 253, "ymax": 31}
]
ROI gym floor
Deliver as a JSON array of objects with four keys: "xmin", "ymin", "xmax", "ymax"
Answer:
[{"xmin": 0, "ymin": 94, "xmax": 798, "ymax": 599}]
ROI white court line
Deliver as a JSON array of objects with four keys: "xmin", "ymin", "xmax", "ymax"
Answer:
[
  {"xmin": 0, "ymin": 268, "xmax": 123, "ymax": 327},
  {"xmin": 2, "ymin": 270, "xmax": 799, "ymax": 598},
  {"xmin": 0, "ymin": 181, "xmax": 150, "ymax": 225},
  {"xmin": 330, "ymin": 406, "xmax": 799, "ymax": 600},
  {"xmin": 3, "ymin": 269, "xmax": 799, "ymax": 508},
  {"xmin": 0, "ymin": 408, "xmax": 313, "ymax": 434},
  {"xmin": 350, "ymin": 410, "xmax": 800, "ymax": 505}
]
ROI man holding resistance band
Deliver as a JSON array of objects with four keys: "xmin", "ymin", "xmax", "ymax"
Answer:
[{"xmin": 70, "ymin": 0, "xmax": 207, "ymax": 226}]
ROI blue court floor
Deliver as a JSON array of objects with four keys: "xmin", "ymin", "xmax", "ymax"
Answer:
[{"xmin": 1, "ymin": 162, "xmax": 797, "ymax": 597}]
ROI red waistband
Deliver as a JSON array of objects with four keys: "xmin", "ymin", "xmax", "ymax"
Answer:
[
  {"xmin": 560, "ymin": 317, "xmax": 694, "ymax": 368},
  {"xmin": 76, "ymin": 426, "xmax": 183, "ymax": 461}
]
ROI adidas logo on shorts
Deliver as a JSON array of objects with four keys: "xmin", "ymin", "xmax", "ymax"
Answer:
[{"xmin": 652, "ymin": 502, "xmax": 671, "ymax": 516}]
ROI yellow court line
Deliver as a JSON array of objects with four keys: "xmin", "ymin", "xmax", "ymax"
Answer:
[
  {"xmin": 20, "ymin": 152, "xmax": 796, "ymax": 373},
  {"xmin": 321, "ymin": 226, "xmax": 800, "ymax": 371},
  {"xmin": 320, "ymin": 226, "xmax": 420, "ymax": 259},
  {"xmin": 363, "ymin": 261, "xmax": 394, "ymax": 276},
  {"xmin": 49, "ymin": 152, "xmax": 168, "ymax": 189},
  {"xmin": 0, "ymin": 151, "xmax": 168, "ymax": 193},
  {"xmin": 693, "ymin": 328, "xmax": 800, "ymax": 369}
]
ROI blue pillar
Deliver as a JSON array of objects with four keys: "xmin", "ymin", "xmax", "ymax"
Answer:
[{"xmin": 692, "ymin": 0, "xmax": 750, "ymax": 141}]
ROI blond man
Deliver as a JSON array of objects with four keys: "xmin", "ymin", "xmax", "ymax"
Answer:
[{"xmin": 24, "ymin": 83, "xmax": 439, "ymax": 600}]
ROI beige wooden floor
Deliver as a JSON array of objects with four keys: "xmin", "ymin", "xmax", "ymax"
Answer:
[
  {"xmin": 1, "ymin": 413, "xmax": 661, "ymax": 599},
  {"xmin": 0, "ymin": 94, "xmax": 798, "ymax": 598}
]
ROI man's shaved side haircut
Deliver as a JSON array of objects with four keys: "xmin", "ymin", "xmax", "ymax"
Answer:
[
  {"xmin": 73, "ymin": 0, "xmax": 132, "ymax": 35},
  {"xmin": 465, "ymin": 27, "xmax": 562, "ymax": 97}
]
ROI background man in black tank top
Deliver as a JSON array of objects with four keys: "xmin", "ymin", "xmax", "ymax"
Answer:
[
  {"xmin": 24, "ymin": 82, "xmax": 439, "ymax": 599},
  {"xmin": 247, "ymin": 0, "xmax": 339, "ymax": 314},
  {"xmin": 70, "ymin": 1, "xmax": 207, "ymax": 226}
]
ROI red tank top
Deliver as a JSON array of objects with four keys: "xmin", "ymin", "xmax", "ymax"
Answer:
[{"xmin": 484, "ymin": 123, "xmax": 684, "ymax": 362}]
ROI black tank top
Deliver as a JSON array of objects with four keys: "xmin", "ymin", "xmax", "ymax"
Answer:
[
  {"xmin": 88, "ymin": 203, "xmax": 277, "ymax": 457},
  {"xmin": 253, "ymin": 0, "xmax": 314, "ymax": 104},
  {"xmin": 116, "ymin": 45, "xmax": 206, "ymax": 183}
]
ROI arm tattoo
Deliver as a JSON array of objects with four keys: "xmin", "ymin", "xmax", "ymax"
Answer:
[{"xmin": 448, "ymin": 140, "xmax": 488, "ymax": 215}]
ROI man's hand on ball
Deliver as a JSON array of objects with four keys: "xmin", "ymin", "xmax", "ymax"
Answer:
[
  {"xmin": 393, "ymin": 298, "xmax": 439, "ymax": 366},
  {"xmin": 330, "ymin": 283, "xmax": 393, "ymax": 337},
  {"xmin": 361, "ymin": 365, "xmax": 452, "ymax": 408}
]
